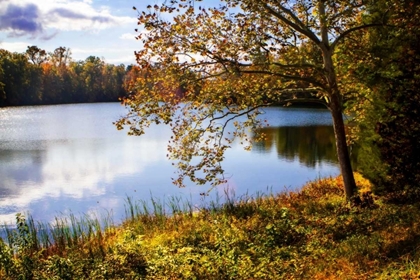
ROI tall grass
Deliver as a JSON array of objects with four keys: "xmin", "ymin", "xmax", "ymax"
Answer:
[
  {"xmin": 1, "ymin": 175, "xmax": 420, "ymax": 279},
  {"xmin": 1, "ymin": 210, "xmax": 114, "ymax": 255}
]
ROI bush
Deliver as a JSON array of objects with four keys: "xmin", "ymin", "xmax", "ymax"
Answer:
[{"xmin": 355, "ymin": 1, "xmax": 420, "ymax": 199}]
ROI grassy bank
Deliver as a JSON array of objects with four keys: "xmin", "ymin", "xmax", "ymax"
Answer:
[{"xmin": 1, "ymin": 174, "xmax": 420, "ymax": 279}]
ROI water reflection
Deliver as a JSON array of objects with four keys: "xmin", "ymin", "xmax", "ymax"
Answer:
[
  {"xmin": 0, "ymin": 136, "xmax": 170, "ymax": 224},
  {"xmin": 254, "ymin": 126, "xmax": 337, "ymax": 167},
  {"xmin": 0, "ymin": 104, "xmax": 340, "ymax": 225}
]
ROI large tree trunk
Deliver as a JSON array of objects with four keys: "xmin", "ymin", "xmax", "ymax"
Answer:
[
  {"xmin": 321, "ymin": 45, "xmax": 357, "ymax": 199},
  {"xmin": 330, "ymin": 94, "xmax": 357, "ymax": 199},
  {"xmin": 317, "ymin": 1, "xmax": 357, "ymax": 199}
]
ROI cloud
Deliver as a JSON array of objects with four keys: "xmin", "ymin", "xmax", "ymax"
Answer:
[
  {"xmin": 0, "ymin": 41, "xmax": 31, "ymax": 52},
  {"xmin": 120, "ymin": 33, "xmax": 136, "ymax": 40},
  {"xmin": 40, "ymin": 30, "xmax": 59, "ymax": 40},
  {"xmin": 0, "ymin": 3, "xmax": 43, "ymax": 37},
  {"xmin": 49, "ymin": 7, "xmax": 113, "ymax": 24},
  {"xmin": 0, "ymin": 1, "xmax": 135, "ymax": 39},
  {"xmin": 0, "ymin": 134, "xmax": 168, "ymax": 224},
  {"xmin": 70, "ymin": 47, "xmax": 137, "ymax": 64},
  {"xmin": 50, "ymin": 8, "xmax": 93, "ymax": 20},
  {"xmin": 105, "ymin": 55, "xmax": 137, "ymax": 65},
  {"xmin": 72, "ymin": 46, "xmax": 136, "ymax": 54}
]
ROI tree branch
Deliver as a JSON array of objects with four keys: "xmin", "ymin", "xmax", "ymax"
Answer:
[
  {"xmin": 239, "ymin": 69, "xmax": 325, "ymax": 88},
  {"xmin": 278, "ymin": 98, "xmax": 328, "ymax": 108},
  {"xmin": 272, "ymin": 87, "xmax": 320, "ymax": 94},
  {"xmin": 318, "ymin": 1, "xmax": 330, "ymax": 46},
  {"xmin": 260, "ymin": 3, "xmax": 321, "ymax": 45},
  {"xmin": 217, "ymin": 105, "xmax": 266, "ymax": 146},
  {"xmin": 331, "ymin": 23, "xmax": 384, "ymax": 50}
]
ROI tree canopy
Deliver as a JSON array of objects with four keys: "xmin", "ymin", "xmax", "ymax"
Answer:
[
  {"xmin": 350, "ymin": 0, "xmax": 420, "ymax": 200},
  {"xmin": 117, "ymin": 0, "xmax": 387, "ymax": 199},
  {"xmin": 0, "ymin": 46, "xmax": 129, "ymax": 106}
]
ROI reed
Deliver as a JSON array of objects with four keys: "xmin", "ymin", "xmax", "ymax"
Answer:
[{"xmin": 1, "ymin": 176, "xmax": 419, "ymax": 279}]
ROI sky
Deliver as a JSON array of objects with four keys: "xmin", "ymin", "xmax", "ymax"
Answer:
[{"xmin": 0, "ymin": 0, "xmax": 160, "ymax": 66}]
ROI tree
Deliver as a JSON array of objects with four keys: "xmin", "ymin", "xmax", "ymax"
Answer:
[
  {"xmin": 25, "ymin": 46, "xmax": 47, "ymax": 66},
  {"xmin": 100, "ymin": 63, "xmax": 126, "ymax": 101},
  {"xmin": 0, "ymin": 61, "xmax": 6, "ymax": 104},
  {"xmin": 0, "ymin": 46, "xmax": 129, "ymax": 106},
  {"xmin": 50, "ymin": 47, "xmax": 71, "ymax": 68},
  {"xmin": 116, "ymin": 0, "xmax": 385, "ymax": 199},
  {"xmin": 68, "ymin": 60, "xmax": 89, "ymax": 103},
  {"xmin": 82, "ymin": 56, "xmax": 105, "ymax": 102},
  {"xmin": 351, "ymin": 0, "xmax": 420, "ymax": 199},
  {"xmin": 0, "ymin": 49, "xmax": 42, "ymax": 105}
]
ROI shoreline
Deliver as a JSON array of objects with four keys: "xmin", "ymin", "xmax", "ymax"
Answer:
[{"xmin": 1, "ymin": 174, "xmax": 419, "ymax": 279}]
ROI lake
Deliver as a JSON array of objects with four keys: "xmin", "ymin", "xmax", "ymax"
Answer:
[{"xmin": 0, "ymin": 103, "xmax": 339, "ymax": 225}]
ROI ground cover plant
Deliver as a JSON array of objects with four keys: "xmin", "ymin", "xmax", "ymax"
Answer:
[{"xmin": 0, "ymin": 174, "xmax": 419, "ymax": 279}]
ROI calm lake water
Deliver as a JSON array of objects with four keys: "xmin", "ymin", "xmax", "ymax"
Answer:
[{"xmin": 0, "ymin": 103, "xmax": 339, "ymax": 225}]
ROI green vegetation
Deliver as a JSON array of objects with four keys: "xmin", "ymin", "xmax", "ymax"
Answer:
[
  {"xmin": 116, "ymin": 0, "xmax": 394, "ymax": 199},
  {"xmin": 116, "ymin": 0, "xmax": 420, "ymax": 203},
  {"xmin": 0, "ymin": 0, "xmax": 419, "ymax": 278},
  {"xmin": 349, "ymin": 1, "xmax": 420, "ymax": 199},
  {"xmin": 0, "ymin": 46, "xmax": 130, "ymax": 107},
  {"xmin": 1, "ymin": 175, "xmax": 420, "ymax": 279}
]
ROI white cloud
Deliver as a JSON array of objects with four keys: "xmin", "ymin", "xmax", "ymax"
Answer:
[
  {"xmin": 71, "ymin": 46, "xmax": 136, "ymax": 55},
  {"xmin": 0, "ymin": 137, "xmax": 167, "ymax": 224},
  {"xmin": 0, "ymin": 0, "xmax": 136, "ymax": 38},
  {"xmin": 65, "ymin": 47, "xmax": 138, "ymax": 64},
  {"xmin": 0, "ymin": 41, "xmax": 30, "ymax": 52},
  {"xmin": 105, "ymin": 55, "xmax": 137, "ymax": 65},
  {"xmin": 120, "ymin": 32, "xmax": 137, "ymax": 40}
]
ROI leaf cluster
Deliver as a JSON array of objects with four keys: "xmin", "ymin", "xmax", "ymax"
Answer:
[
  {"xmin": 348, "ymin": 0, "xmax": 420, "ymax": 198},
  {"xmin": 119, "ymin": 0, "xmax": 381, "ymax": 188}
]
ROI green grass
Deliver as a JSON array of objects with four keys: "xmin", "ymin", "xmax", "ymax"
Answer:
[{"xmin": 1, "ymin": 174, "xmax": 420, "ymax": 279}]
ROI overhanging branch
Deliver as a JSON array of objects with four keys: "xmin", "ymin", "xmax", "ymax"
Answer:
[
  {"xmin": 240, "ymin": 70, "xmax": 325, "ymax": 88},
  {"xmin": 278, "ymin": 98, "xmax": 328, "ymax": 107}
]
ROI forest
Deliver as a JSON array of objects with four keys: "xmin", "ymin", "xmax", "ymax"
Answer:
[{"xmin": 0, "ymin": 46, "xmax": 135, "ymax": 106}]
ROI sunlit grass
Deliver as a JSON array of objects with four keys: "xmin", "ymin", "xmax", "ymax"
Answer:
[{"xmin": 0, "ymin": 173, "xmax": 420, "ymax": 279}]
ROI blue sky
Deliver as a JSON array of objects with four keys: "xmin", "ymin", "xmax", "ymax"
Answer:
[
  {"xmin": 0, "ymin": 0, "xmax": 224, "ymax": 66},
  {"xmin": 0, "ymin": 0, "xmax": 159, "ymax": 65}
]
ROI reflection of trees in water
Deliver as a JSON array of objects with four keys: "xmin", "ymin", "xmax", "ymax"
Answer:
[{"xmin": 253, "ymin": 126, "xmax": 337, "ymax": 167}]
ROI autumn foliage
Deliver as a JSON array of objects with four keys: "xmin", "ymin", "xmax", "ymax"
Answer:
[
  {"xmin": 0, "ymin": 47, "xmax": 128, "ymax": 106},
  {"xmin": 116, "ymin": 0, "xmax": 393, "ymax": 199}
]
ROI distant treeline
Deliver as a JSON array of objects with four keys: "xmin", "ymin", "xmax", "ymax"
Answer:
[{"xmin": 0, "ymin": 46, "xmax": 137, "ymax": 107}]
